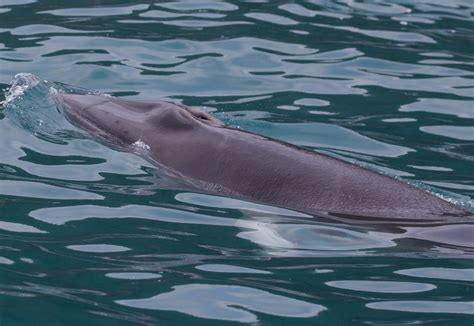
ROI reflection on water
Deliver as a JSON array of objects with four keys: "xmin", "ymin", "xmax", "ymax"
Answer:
[
  {"xmin": 1, "ymin": 0, "xmax": 473, "ymax": 325},
  {"xmin": 236, "ymin": 221, "xmax": 397, "ymax": 254},
  {"xmin": 67, "ymin": 244, "xmax": 131, "ymax": 253},
  {"xmin": 117, "ymin": 284, "xmax": 327, "ymax": 323},
  {"xmin": 395, "ymin": 267, "xmax": 474, "ymax": 282},
  {"xmin": 367, "ymin": 301, "xmax": 474, "ymax": 315},
  {"xmin": 325, "ymin": 280, "xmax": 436, "ymax": 293}
]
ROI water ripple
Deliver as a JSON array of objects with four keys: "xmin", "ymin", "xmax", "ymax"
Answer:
[{"xmin": 1, "ymin": 0, "xmax": 473, "ymax": 324}]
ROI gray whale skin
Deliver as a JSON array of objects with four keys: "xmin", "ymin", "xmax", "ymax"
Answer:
[{"xmin": 60, "ymin": 94, "xmax": 470, "ymax": 223}]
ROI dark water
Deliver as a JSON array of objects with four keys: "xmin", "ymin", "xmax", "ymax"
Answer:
[{"xmin": 1, "ymin": 1, "xmax": 474, "ymax": 325}]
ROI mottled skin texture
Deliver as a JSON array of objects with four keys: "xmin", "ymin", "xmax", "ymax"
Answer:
[{"xmin": 60, "ymin": 94, "xmax": 470, "ymax": 223}]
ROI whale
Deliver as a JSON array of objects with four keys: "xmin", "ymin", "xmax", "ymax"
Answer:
[{"xmin": 59, "ymin": 93, "xmax": 470, "ymax": 223}]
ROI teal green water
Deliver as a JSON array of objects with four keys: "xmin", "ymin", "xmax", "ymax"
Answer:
[{"xmin": 1, "ymin": 1, "xmax": 474, "ymax": 325}]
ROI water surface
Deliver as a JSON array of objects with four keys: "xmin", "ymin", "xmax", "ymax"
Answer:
[{"xmin": 1, "ymin": 1, "xmax": 473, "ymax": 325}]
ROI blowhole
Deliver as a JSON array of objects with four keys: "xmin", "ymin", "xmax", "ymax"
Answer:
[
  {"xmin": 183, "ymin": 106, "xmax": 225, "ymax": 127},
  {"xmin": 196, "ymin": 112, "xmax": 211, "ymax": 121}
]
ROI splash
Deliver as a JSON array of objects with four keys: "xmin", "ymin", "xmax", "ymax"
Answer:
[
  {"xmin": 1, "ymin": 73, "xmax": 41, "ymax": 106},
  {"xmin": 1, "ymin": 73, "xmax": 100, "ymax": 143},
  {"xmin": 2, "ymin": 73, "xmax": 101, "ymax": 108},
  {"xmin": 407, "ymin": 179, "xmax": 474, "ymax": 212}
]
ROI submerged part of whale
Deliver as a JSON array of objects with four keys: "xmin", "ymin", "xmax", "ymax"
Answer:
[{"xmin": 59, "ymin": 94, "xmax": 470, "ymax": 223}]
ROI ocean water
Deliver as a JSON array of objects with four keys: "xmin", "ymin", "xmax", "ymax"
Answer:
[{"xmin": 0, "ymin": 1, "xmax": 473, "ymax": 325}]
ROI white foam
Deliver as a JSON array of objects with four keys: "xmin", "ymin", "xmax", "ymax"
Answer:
[
  {"xmin": 1, "ymin": 73, "xmax": 39, "ymax": 106},
  {"xmin": 132, "ymin": 139, "xmax": 151, "ymax": 151}
]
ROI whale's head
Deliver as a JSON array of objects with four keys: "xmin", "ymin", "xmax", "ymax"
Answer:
[{"xmin": 60, "ymin": 93, "xmax": 225, "ymax": 147}]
